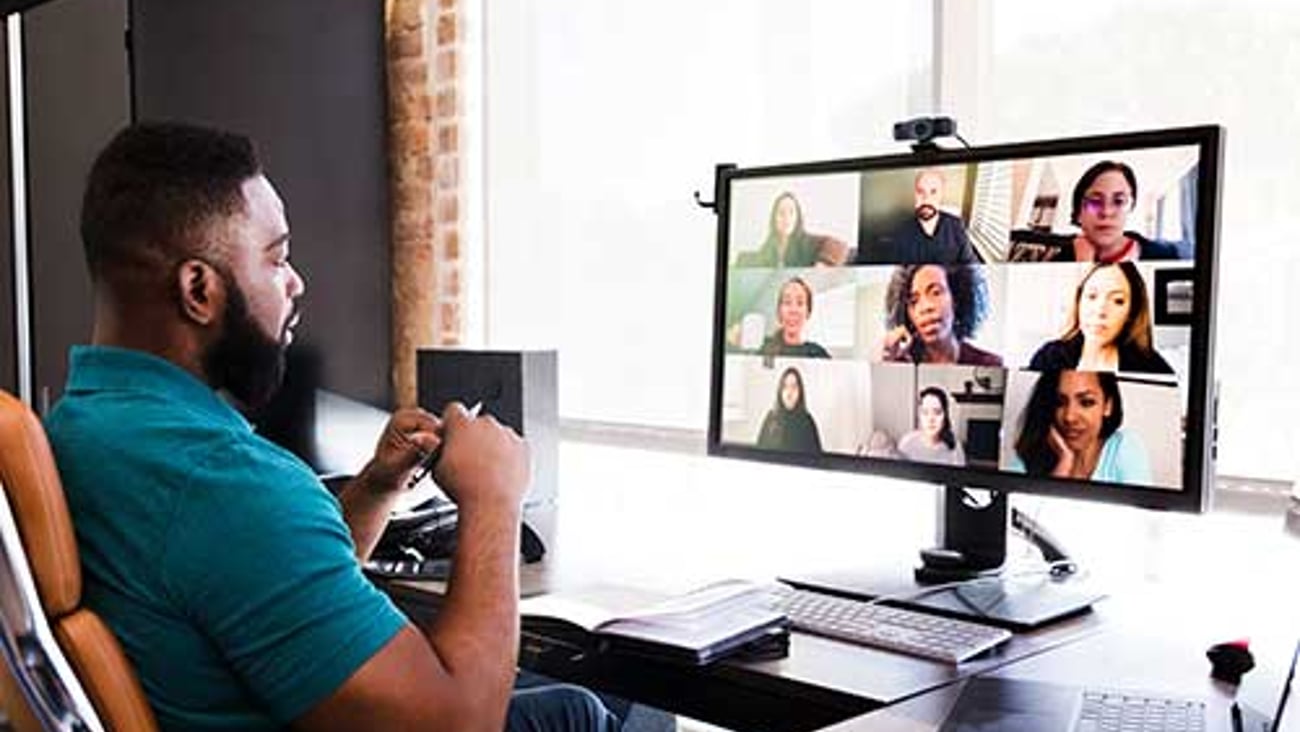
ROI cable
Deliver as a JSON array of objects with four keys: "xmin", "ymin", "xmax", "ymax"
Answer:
[{"xmin": 953, "ymin": 132, "xmax": 973, "ymax": 149}]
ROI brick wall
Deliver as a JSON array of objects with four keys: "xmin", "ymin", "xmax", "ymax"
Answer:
[{"xmin": 386, "ymin": 0, "xmax": 462, "ymax": 407}]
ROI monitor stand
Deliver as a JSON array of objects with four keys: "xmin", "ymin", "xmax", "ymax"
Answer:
[{"xmin": 780, "ymin": 485, "xmax": 1105, "ymax": 632}]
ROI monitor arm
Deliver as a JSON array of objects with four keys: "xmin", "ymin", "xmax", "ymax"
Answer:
[{"xmin": 916, "ymin": 487, "xmax": 1077, "ymax": 584}]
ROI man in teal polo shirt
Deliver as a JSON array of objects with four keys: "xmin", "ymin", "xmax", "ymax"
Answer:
[{"xmin": 44, "ymin": 123, "xmax": 618, "ymax": 732}]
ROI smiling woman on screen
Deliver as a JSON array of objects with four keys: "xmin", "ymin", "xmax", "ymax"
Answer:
[{"xmin": 1010, "ymin": 370, "xmax": 1152, "ymax": 484}]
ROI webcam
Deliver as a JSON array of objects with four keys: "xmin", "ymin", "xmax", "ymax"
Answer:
[{"xmin": 893, "ymin": 116, "xmax": 957, "ymax": 146}]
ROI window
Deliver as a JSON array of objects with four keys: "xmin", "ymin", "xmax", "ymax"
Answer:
[{"xmin": 480, "ymin": 0, "xmax": 932, "ymax": 429}]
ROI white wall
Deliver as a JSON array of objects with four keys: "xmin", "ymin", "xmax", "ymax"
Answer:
[{"xmin": 483, "ymin": 1, "xmax": 931, "ymax": 429}]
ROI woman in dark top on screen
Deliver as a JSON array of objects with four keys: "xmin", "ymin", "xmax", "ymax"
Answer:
[
  {"xmin": 756, "ymin": 367, "xmax": 823, "ymax": 454},
  {"xmin": 1058, "ymin": 161, "xmax": 1179, "ymax": 263},
  {"xmin": 735, "ymin": 192, "xmax": 822, "ymax": 268},
  {"xmin": 1029, "ymin": 261, "xmax": 1173, "ymax": 374},
  {"xmin": 759, "ymin": 277, "xmax": 831, "ymax": 358},
  {"xmin": 881, "ymin": 264, "xmax": 1002, "ymax": 366}
]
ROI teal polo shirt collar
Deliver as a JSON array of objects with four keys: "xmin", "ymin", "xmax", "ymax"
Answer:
[{"xmin": 65, "ymin": 345, "xmax": 251, "ymax": 433}]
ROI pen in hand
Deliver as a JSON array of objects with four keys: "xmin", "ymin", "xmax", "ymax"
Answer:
[{"xmin": 405, "ymin": 401, "xmax": 483, "ymax": 490}]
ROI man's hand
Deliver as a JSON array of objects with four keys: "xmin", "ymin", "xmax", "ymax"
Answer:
[
  {"xmin": 339, "ymin": 408, "xmax": 442, "ymax": 560},
  {"xmin": 433, "ymin": 402, "xmax": 529, "ymax": 515},
  {"xmin": 356, "ymin": 408, "xmax": 442, "ymax": 495}
]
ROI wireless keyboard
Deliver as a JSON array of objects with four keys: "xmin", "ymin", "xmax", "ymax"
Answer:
[{"xmin": 776, "ymin": 588, "xmax": 1012, "ymax": 664}]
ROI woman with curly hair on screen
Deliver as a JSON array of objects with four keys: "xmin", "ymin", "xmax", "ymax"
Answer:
[{"xmin": 881, "ymin": 264, "xmax": 1002, "ymax": 366}]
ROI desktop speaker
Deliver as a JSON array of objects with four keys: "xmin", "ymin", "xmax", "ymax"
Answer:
[{"xmin": 416, "ymin": 349, "xmax": 558, "ymax": 507}]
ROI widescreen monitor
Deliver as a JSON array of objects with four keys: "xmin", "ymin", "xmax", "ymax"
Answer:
[{"xmin": 708, "ymin": 126, "xmax": 1223, "ymax": 556}]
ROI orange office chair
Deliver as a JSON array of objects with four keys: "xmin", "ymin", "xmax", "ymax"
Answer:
[{"xmin": 0, "ymin": 389, "xmax": 158, "ymax": 732}]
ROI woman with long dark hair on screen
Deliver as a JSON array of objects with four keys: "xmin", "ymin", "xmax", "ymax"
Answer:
[
  {"xmin": 760, "ymin": 277, "xmax": 831, "ymax": 358},
  {"xmin": 1029, "ymin": 261, "xmax": 1173, "ymax": 374},
  {"xmin": 881, "ymin": 264, "xmax": 1002, "ymax": 366},
  {"xmin": 736, "ymin": 191, "xmax": 841, "ymax": 268},
  {"xmin": 897, "ymin": 387, "xmax": 966, "ymax": 466},
  {"xmin": 1010, "ymin": 370, "xmax": 1151, "ymax": 483},
  {"xmin": 756, "ymin": 367, "xmax": 823, "ymax": 454}
]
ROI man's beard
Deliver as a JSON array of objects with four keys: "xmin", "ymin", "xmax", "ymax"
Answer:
[
  {"xmin": 203, "ymin": 275, "xmax": 294, "ymax": 410},
  {"xmin": 915, "ymin": 204, "xmax": 938, "ymax": 222}
]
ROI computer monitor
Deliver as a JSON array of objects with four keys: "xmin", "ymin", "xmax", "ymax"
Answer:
[{"xmin": 708, "ymin": 126, "xmax": 1222, "ymax": 602}]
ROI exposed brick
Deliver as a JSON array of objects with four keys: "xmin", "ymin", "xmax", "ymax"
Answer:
[
  {"xmin": 445, "ymin": 263, "xmax": 461, "ymax": 295},
  {"xmin": 391, "ymin": 59, "xmax": 427, "ymax": 88},
  {"xmin": 434, "ymin": 49, "xmax": 458, "ymax": 81},
  {"xmin": 389, "ymin": 28, "xmax": 423, "ymax": 59},
  {"xmin": 436, "ymin": 14, "xmax": 457, "ymax": 46},
  {"xmin": 436, "ymin": 157, "xmax": 458, "ymax": 190},
  {"xmin": 435, "ymin": 194, "xmax": 459, "ymax": 223},
  {"xmin": 439, "ymin": 302, "xmax": 460, "ymax": 330},
  {"xmin": 390, "ymin": 0, "xmax": 424, "ymax": 31},
  {"xmin": 436, "ymin": 124, "xmax": 458, "ymax": 154},
  {"xmin": 435, "ymin": 89, "xmax": 457, "ymax": 118}
]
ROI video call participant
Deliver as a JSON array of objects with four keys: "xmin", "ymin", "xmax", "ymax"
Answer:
[
  {"xmin": 756, "ymin": 367, "xmax": 824, "ymax": 454},
  {"xmin": 45, "ymin": 123, "xmax": 616, "ymax": 732},
  {"xmin": 736, "ymin": 191, "xmax": 845, "ymax": 268},
  {"xmin": 1010, "ymin": 370, "xmax": 1152, "ymax": 483},
  {"xmin": 1029, "ymin": 262, "xmax": 1173, "ymax": 374},
  {"xmin": 881, "ymin": 264, "xmax": 1003, "ymax": 366},
  {"xmin": 897, "ymin": 386, "xmax": 966, "ymax": 466},
  {"xmin": 884, "ymin": 168, "xmax": 978, "ymax": 264},
  {"xmin": 760, "ymin": 276, "xmax": 831, "ymax": 358},
  {"xmin": 1059, "ymin": 161, "xmax": 1180, "ymax": 263}
]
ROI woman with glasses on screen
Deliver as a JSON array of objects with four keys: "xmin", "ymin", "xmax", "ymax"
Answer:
[
  {"xmin": 756, "ymin": 367, "xmax": 823, "ymax": 454},
  {"xmin": 1056, "ymin": 161, "xmax": 1180, "ymax": 263},
  {"xmin": 735, "ymin": 191, "xmax": 847, "ymax": 268},
  {"xmin": 881, "ymin": 264, "xmax": 1003, "ymax": 366},
  {"xmin": 760, "ymin": 277, "xmax": 831, "ymax": 358},
  {"xmin": 1029, "ymin": 261, "xmax": 1174, "ymax": 374},
  {"xmin": 897, "ymin": 387, "xmax": 966, "ymax": 466},
  {"xmin": 1010, "ymin": 370, "xmax": 1152, "ymax": 483}
]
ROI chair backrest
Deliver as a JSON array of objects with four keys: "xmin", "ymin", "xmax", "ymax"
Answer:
[{"xmin": 0, "ymin": 390, "xmax": 159, "ymax": 732}]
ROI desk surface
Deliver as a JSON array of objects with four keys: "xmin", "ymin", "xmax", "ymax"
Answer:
[{"xmin": 387, "ymin": 440, "xmax": 1300, "ymax": 732}]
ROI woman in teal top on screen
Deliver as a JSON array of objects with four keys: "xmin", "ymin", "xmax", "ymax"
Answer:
[{"xmin": 1009, "ymin": 370, "xmax": 1152, "ymax": 484}]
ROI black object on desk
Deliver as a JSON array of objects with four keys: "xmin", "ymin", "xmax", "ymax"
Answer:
[{"xmin": 365, "ymin": 495, "xmax": 547, "ymax": 581}]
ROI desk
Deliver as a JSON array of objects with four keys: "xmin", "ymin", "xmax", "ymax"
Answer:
[{"xmin": 382, "ymin": 440, "xmax": 1300, "ymax": 732}]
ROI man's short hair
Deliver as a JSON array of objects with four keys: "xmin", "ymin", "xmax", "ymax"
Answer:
[{"xmin": 80, "ymin": 122, "xmax": 262, "ymax": 283}]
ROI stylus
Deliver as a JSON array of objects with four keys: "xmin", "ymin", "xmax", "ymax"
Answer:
[{"xmin": 405, "ymin": 401, "xmax": 483, "ymax": 489}]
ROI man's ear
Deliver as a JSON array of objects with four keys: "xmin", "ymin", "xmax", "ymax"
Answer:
[{"xmin": 175, "ymin": 259, "xmax": 225, "ymax": 326}]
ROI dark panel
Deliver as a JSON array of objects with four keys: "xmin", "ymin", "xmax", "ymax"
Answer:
[
  {"xmin": 0, "ymin": 29, "xmax": 14, "ymax": 395},
  {"xmin": 133, "ymin": 0, "xmax": 392, "ymax": 406},
  {"xmin": 24, "ymin": 0, "xmax": 130, "ymax": 410}
]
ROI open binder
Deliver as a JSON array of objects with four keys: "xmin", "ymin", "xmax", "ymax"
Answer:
[{"xmin": 520, "ymin": 580, "xmax": 789, "ymax": 665}]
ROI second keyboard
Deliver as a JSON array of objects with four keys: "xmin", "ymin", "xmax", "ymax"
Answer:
[{"xmin": 777, "ymin": 588, "xmax": 1012, "ymax": 664}]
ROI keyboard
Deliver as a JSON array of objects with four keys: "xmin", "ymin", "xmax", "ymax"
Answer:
[
  {"xmin": 1073, "ymin": 689, "xmax": 1205, "ymax": 732},
  {"xmin": 776, "ymin": 588, "xmax": 1012, "ymax": 664}
]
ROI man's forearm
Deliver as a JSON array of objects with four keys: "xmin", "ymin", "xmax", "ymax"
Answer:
[
  {"xmin": 422, "ymin": 504, "xmax": 522, "ymax": 731},
  {"xmin": 337, "ymin": 468, "xmax": 400, "ymax": 561}
]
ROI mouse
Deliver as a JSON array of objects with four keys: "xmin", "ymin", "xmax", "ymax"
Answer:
[{"xmin": 1207, "ymin": 640, "xmax": 1255, "ymax": 684}]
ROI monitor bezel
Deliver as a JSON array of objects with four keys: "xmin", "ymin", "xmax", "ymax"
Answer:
[{"xmin": 707, "ymin": 125, "xmax": 1223, "ymax": 513}]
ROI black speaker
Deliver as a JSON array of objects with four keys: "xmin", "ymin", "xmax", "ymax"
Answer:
[{"xmin": 416, "ymin": 350, "xmax": 558, "ymax": 507}]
